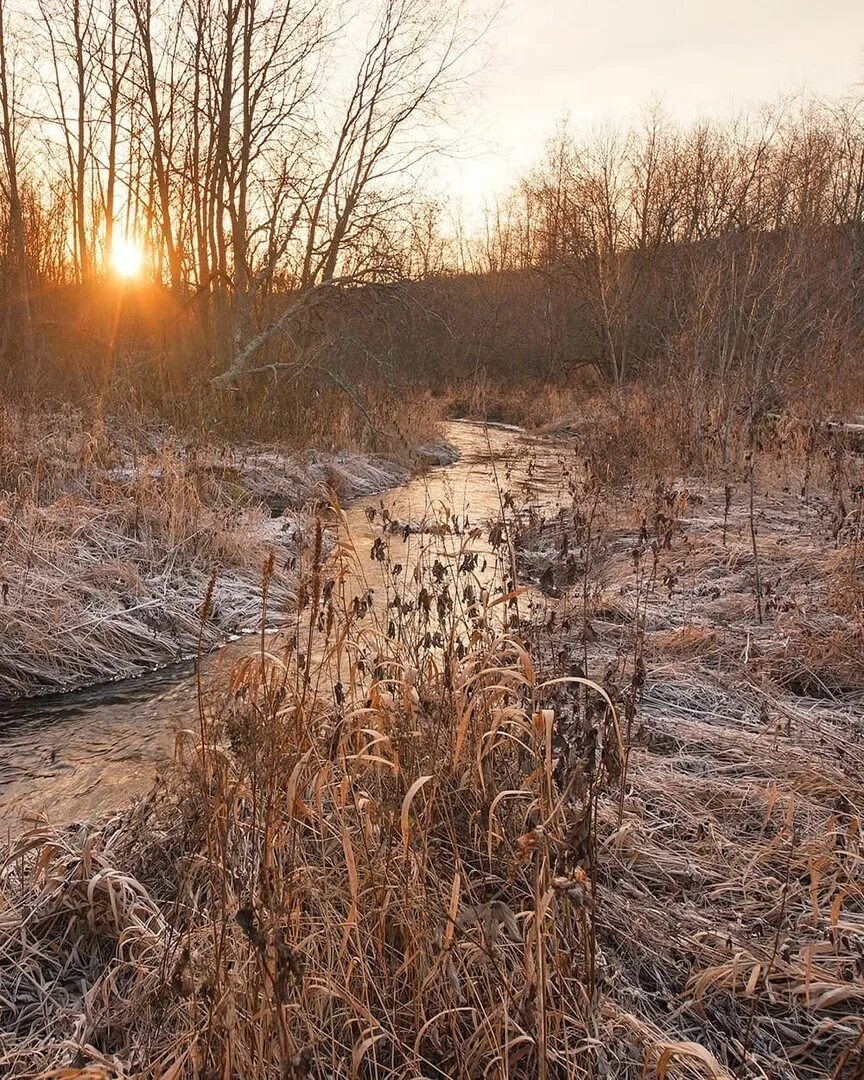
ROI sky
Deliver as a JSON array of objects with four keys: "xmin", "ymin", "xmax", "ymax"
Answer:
[{"xmin": 434, "ymin": 0, "xmax": 864, "ymax": 219}]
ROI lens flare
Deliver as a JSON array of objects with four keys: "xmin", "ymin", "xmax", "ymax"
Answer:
[{"xmin": 111, "ymin": 238, "xmax": 144, "ymax": 279}]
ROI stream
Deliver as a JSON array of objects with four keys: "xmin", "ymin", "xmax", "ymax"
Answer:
[{"xmin": 0, "ymin": 422, "xmax": 573, "ymax": 832}]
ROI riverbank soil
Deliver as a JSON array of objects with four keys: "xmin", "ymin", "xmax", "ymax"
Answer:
[{"xmin": 1, "ymin": 415, "xmax": 862, "ymax": 1078}]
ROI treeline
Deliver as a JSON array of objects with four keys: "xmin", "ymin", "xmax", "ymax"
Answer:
[
  {"xmin": 0, "ymin": 0, "xmax": 475, "ymax": 390},
  {"xmin": 0, "ymin": 0, "xmax": 863, "ymax": 430},
  {"xmin": 377, "ymin": 101, "xmax": 864, "ymax": 407}
]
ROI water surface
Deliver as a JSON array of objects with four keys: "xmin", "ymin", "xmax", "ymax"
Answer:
[{"xmin": 0, "ymin": 422, "xmax": 571, "ymax": 831}]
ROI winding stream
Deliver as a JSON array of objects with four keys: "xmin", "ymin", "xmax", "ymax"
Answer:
[{"xmin": 0, "ymin": 422, "xmax": 572, "ymax": 832}]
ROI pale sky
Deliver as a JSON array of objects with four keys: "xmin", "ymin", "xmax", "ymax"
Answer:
[{"xmin": 435, "ymin": 0, "xmax": 864, "ymax": 218}]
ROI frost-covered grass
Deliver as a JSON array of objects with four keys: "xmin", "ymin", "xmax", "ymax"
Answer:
[
  {"xmin": 0, "ymin": 406, "xmax": 453, "ymax": 698},
  {"xmin": 2, "ymin": 398, "xmax": 863, "ymax": 1079},
  {"xmin": 2, "ymin": 471, "xmax": 863, "ymax": 1079}
]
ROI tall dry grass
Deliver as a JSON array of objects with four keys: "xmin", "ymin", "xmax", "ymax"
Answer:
[
  {"xmin": 2, "ymin": 452, "xmax": 863, "ymax": 1078},
  {"xmin": 0, "ymin": 500, "xmax": 619, "ymax": 1077}
]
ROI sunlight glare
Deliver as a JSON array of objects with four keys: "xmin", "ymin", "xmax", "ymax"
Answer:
[{"xmin": 111, "ymin": 238, "xmax": 144, "ymax": 279}]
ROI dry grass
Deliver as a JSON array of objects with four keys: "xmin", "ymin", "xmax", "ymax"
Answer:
[
  {"xmin": 0, "ymin": 404, "xmax": 453, "ymax": 699},
  {"xmin": 0, "ymin": 507, "xmax": 617, "ymax": 1078},
  {"xmin": 515, "ymin": 437, "xmax": 864, "ymax": 1077},
  {"xmin": 1, "ymin": 408, "xmax": 863, "ymax": 1078},
  {"xmin": 454, "ymin": 373, "xmax": 864, "ymax": 496}
]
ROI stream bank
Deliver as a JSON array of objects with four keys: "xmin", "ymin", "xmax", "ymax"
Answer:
[
  {"xmin": 0, "ymin": 420, "xmax": 570, "ymax": 829},
  {"xmin": 0, "ymin": 425, "xmax": 456, "ymax": 702},
  {"xmin": 3, "ymin": 420, "xmax": 863, "ymax": 1077}
]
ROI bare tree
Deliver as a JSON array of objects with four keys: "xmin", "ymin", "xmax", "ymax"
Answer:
[
  {"xmin": 129, "ymin": 0, "xmax": 182, "ymax": 288},
  {"xmin": 215, "ymin": 0, "xmax": 480, "ymax": 383},
  {"xmin": 0, "ymin": 0, "xmax": 34, "ymax": 369}
]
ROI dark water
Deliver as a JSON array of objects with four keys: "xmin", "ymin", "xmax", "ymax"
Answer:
[{"xmin": 0, "ymin": 422, "xmax": 571, "ymax": 831}]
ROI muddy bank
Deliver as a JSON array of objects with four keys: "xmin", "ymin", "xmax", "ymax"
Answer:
[{"xmin": 0, "ymin": 429, "xmax": 457, "ymax": 701}]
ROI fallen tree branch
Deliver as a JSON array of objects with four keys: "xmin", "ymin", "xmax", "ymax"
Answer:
[
  {"xmin": 211, "ymin": 282, "xmax": 338, "ymax": 386},
  {"xmin": 316, "ymin": 365, "xmax": 382, "ymax": 437},
  {"xmin": 211, "ymin": 272, "xmax": 393, "ymax": 386}
]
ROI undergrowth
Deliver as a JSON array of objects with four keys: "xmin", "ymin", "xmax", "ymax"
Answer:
[{"xmin": 2, "ymin": 432, "xmax": 863, "ymax": 1077}]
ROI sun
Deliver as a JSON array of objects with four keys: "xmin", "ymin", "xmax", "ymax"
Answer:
[{"xmin": 111, "ymin": 237, "xmax": 144, "ymax": 280}]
